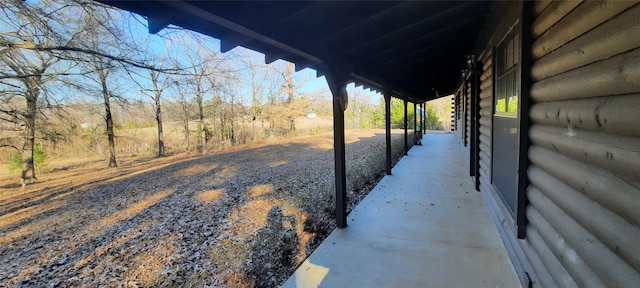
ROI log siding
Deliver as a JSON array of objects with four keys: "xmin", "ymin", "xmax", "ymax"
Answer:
[{"xmin": 457, "ymin": 1, "xmax": 640, "ymax": 286}]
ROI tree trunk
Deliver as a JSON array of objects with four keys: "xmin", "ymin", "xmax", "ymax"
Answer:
[
  {"xmin": 156, "ymin": 106, "xmax": 164, "ymax": 157},
  {"xmin": 195, "ymin": 83, "xmax": 206, "ymax": 153},
  {"xmin": 198, "ymin": 98, "xmax": 206, "ymax": 153},
  {"xmin": 98, "ymin": 69, "xmax": 117, "ymax": 167},
  {"xmin": 184, "ymin": 121, "xmax": 190, "ymax": 152},
  {"xmin": 104, "ymin": 96, "xmax": 117, "ymax": 168},
  {"xmin": 21, "ymin": 90, "xmax": 38, "ymax": 183},
  {"xmin": 285, "ymin": 63, "xmax": 296, "ymax": 131},
  {"xmin": 230, "ymin": 97, "xmax": 235, "ymax": 144},
  {"xmin": 285, "ymin": 63, "xmax": 295, "ymax": 103},
  {"xmin": 151, "ymin": 71, "xmax": 164, "ymax": 157}
]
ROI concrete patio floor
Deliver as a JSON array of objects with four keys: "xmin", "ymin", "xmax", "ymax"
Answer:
[{"xmin": 282, "ymin": 132, "xmax": 521, "ymax": 288}]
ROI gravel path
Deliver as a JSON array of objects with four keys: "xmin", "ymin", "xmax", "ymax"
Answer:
[{"xmin": 0, "ymin": 129, "xmax": 409, "ymax": 287}]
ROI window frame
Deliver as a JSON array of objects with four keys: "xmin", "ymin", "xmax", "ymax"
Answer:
[{"xmin": 494, "ymin": 21, "xmax": 521, "ymax": 118}]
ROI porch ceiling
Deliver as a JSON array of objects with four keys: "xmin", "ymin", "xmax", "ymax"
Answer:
[{"xmin": 100, "ymin": 1, "xmax": 490, "ymax": 101}]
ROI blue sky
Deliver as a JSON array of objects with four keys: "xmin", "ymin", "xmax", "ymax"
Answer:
[
  {"xmin": 123, "ymin": 8, "xmax": 383, "ymax": 107},
  {"xmin": 1, "ymin": 1, "xmax": 382, "ymax": 108}
]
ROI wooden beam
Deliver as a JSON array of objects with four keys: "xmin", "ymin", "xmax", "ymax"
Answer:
[
  {"xmin": 147, "ymin": 14, "xmax": 172, "ymax": 34},
  {"xmin": 220, "ymin": 38, "xmax": 241, "ymax": 53},
  {"xmin": 354, "ymin": 16, "xmax": 483, "ymax": 67},
  {"xmin": 419, "ymin": 103, "xmax": 424, "ymax": 137},
  {"xmin": 472, "ymin": 62, "xmax": 481, "ymax": 191},
  {"xmin": 404, "ymin": 98, "xmax": 408, "ymax": 155},
  {"xmin": 344, "ymin": 2, "xmax": 474, "ymax": 55},
  {"xmin": 384, "ymin": 90, "xmax": 392, "ymax": 175},
  {"xmin": 413, "ymin": 101, "xmax": 418, "ymax": 144},
  {"xmin": 294, "ymin": 62, "xmax": 309, "ymax": 72},
  {"xmin": 423, "ymin": 102, "xmax": 427, "ymax": 134},
  {"xmin": 160, "ymin": 0, "xmax": 324, "ymax": 65},
  {"xmin": 350, "ymin": 72, "xmax": 387, "ymax": 92},
  {"xmin": 264, "ymin": 53, "xmax": 285, "ymax": 64},
  {"xmin": 317, "ymin": 2, "xmax": 412, "ymax": 47},
  {"xmin": 325, "ymin": 66, "xmax": 349, "ymax": 228}
]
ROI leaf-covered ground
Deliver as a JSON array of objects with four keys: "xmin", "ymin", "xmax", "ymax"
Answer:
[{"xmin": 0, "ymin": 129, "xmax": 410, "ymax": 287}]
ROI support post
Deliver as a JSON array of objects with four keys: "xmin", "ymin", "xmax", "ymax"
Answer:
[
  {"xmin": 420, "ymin": 102, "xmax": 427, "ymax": 136},
  {"xmin": 325, "ymin": 67, "xmax": 349, "ymax": 229},
  {"xmin": 467, "ymin": 62, "xmax": 478, "ymax": 178},
  {"xmin": 467, "ymin": 55, "xmax": 481, "ymax": 187},
  {"xmin": 419, "ymin": 103, "xmax": 424, "ymax": 137},
  {"xmin": 403, "ymin": 98, "xmax": 408, "ymax": 155},
  {"xmin": 384, "ymin": 91, "xmax": 392, "ymax": 175},
  {"xmin": 413, "ymin": 101, "xmax": 418, "ymax": 144}
]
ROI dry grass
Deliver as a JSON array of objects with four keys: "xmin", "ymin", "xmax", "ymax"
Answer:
[{"xmin": 0, "ymin": 129, "xmax": 411, "ymax": 287}]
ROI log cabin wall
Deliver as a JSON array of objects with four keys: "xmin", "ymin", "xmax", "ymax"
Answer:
[
  {"xmin": 527, "ymin": 1, "xmax": 640, "ymax": 286},
  {"xmin": 466, "ymin": 2, "xmax": 539, "ymax": 286},
  {"xmin": 478, "ymin": 50, "xmax": 492, "ymax": 193},
  {"xmin": 465, "ymin": 1, "xmax": 640, "ymax": 286}
]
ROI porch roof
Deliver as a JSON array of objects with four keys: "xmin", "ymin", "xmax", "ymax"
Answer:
[{"xmin": 99, "ymin": 1, "xmax": 490, "ymax": 101}]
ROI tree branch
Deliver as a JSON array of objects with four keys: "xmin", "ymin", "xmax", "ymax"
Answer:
[
  {"xmin": 0, "ymin": 71, "xmax": 95, "ymax": 80},
  {"xmin": 2, "ymin": 41, "xmax": 178, "ymax": 72}
]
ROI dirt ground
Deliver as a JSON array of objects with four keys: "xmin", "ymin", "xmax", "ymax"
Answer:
[{"xmin": 0, "ymin": 129, "xmax": 409, "ymax": 287}]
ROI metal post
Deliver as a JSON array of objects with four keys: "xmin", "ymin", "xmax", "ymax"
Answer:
[
  {"xmin": 404, "ymin": 98, "xmax": 408, "ymax": 155},
  {"xmin": 325, "ymin": 66, "xmax": 349, "ymax": 229},
  {"xmin": 384, "ymin": 91, "xmax": 392, "ymax": 175}
]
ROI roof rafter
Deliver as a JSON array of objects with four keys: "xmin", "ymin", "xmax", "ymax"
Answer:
[
  {"xmin": 159, "ymin": 0, "xmax": 324, "ymax": 66},
  {"xmin": 343, "ymin": 2, "xmax": 475, "ymax": 56},
  {"xmin": 100, "ymin": 0, "xmax": 491, "ymax": 100}
]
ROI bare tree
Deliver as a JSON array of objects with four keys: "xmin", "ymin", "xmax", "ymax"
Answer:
[
  {"xmin": 182, "ymin": 46, "xmax": 220, "ymax": 153},
  {"xmin": 92, "ymin": 59, "xmax": 119, "ymax": 167},
  {"xmin": 74, "ymin": 6, "xmax": 135, "ymax": 168},
  {"xmin": 246, "ymin": 61, "xmax": 268, "ymax": 142},
  {"xmin": 256, "ymin": 61, "xmax": 313, "ymax": 136},
  {"xmin": 1, "ymin": 0, "xmax": 170, "ymax": 181},
  {"xmin": 169, "ymin": 81, "xmax": 196, "ymax": 152},
  {"xmin": 136, "ymin": 54, "xmax": 173, "ymax": 157},
  {"xmin": 149, "ymin": 66, "xmax": 167, "ymax": 157},
  {"xmin": 172, "ymin": 55, "xmax": 204, "ymax": 152},
  {"xmin": 282, "ymin": 63, "xmax": 296, "ymax": 104},
  {"xmin": 176, "ymin": 34, "xmax": 240, "ymax": 151},
  {"xmin": 0, "ymin": 0, "xmax": 77, "ymax": 184}
]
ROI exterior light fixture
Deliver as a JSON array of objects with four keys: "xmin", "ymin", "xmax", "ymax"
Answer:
[{"xmin": 466, "ymin": 54, "xmax": 475, "ymax": 69}]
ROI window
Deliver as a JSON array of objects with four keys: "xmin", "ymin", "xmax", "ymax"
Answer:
[
  {"xmin": 491, "ymin": 20, "xmax": 522, "ymax": 217},
  {"xmin": 495, "ymin": 28, "xmax": 520, "ymax": 117}
]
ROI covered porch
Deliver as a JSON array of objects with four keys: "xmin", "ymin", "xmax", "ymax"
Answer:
[{"xmin": 282, "ymin": 133, "xmax": 520, "ymax": 287}]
